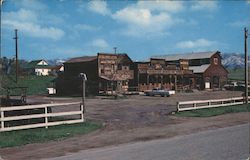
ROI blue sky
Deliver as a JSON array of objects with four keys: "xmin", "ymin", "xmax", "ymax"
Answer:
[{"xmin": 1, "ymin": 0, "xmax": 250, "ymax": 61}]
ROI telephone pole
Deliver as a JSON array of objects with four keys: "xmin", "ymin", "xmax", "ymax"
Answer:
[
  {"xmin": 244, "ymin": 27, "xmax": 248, "ymax": 104},
  {"xmin": 0, "ymin": 0, "xmax": 4, "ymax": 59},
  {"xmin": 13, "ymin": 29, "xmax": 18, "ymax": 83}
]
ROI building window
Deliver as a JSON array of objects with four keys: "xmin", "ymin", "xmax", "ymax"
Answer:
[
  {"xmin": 118, "ymin": 64, "xmax": 122, "ymax": 70},
  {"xmin": 213, "ymin": 57, "xmax": 218, "ymax": 65},
  {"xmin": 101, "ymin": 69, "xmax": 104, "ymax": 74},
  {"xmin": 122, "ymin": 66, "xmax": 129, "ymax": 70}
]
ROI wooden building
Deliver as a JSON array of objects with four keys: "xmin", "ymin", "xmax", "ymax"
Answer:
[
  {"xmin": 152, "ymin": 51, "xmax": 228, "ymax": 90},
  {"xmin": 56, "ymin": 53, "xmax": 134, "ymax": 95},
  {"xmin": 133, "ymin": 58, "xmax": 194, "ymax": 91}
]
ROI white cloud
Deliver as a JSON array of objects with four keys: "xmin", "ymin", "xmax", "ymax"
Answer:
[
  {"xmin": 191, "ymin": 1, "xmax": 218, "ymax": 11},
  {"xmin": 2, "ymin": 8, "xmax": 65, "ymax": 40},
  {"xmin": 136, "ymin": 1, "xmax": 184, "ymax": 13},
  {"xmin": 4, "ymin": 8, "xmax": 38, "ymax": 23},
  {"xmin": 88, "ymin": 0, "xmax": 111, "ymax": 16},
  {"xmin": 176, "ymin": 39, "xmax": 217, "ymax": 49},
  {"xmin": 91, "ymin": 38, "xmax": 109, "ymax": 49},
  {"xmin": 112, "ymin": 1, "xmax": 184, "ymax": 37},
  {"xmin": 3, "ymin": 20, "xmax": 64, "ymax": 40}
]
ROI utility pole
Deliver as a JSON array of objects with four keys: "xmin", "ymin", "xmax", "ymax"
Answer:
[
  {"xmin": 13, "ymin": 29, "xmax": 18, "ymax": 83},
  {"xmin": 0, "ymin": 0, "xmax": 4, "ymax": 59},
  {"xmin": 113, "ymin": 47, "xmax": 118, "ymax": 94},
  {"xmin": 0, "ymin": 0, "xmax": 2, "ymax": 105},
  {"xmin": 244, "ymin": 27, "xmax": 248, "ymax": 104}
]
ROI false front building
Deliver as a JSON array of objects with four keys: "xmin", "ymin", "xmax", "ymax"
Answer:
[
  {"xmin": 56, "ymin": 53, "xmax": 134, "ymax": 95},
  {"xmin": 133, "ymin": 58, "xmax": 194, "ymax": 91},
  {"xmin": 152, "ymin": 51, "xmax": 228, "ymax": 90}
]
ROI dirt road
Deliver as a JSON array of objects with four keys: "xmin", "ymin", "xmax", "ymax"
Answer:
[
  {"xmin": 45, "ymin": 124, "xmax": 250, "ymax": 160},
  {"xmin": 0, "ymin": 90, "xmax": 248, "ymax": 160}
]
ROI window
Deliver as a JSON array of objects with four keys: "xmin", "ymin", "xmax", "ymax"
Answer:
[
  {"xmin": 122, "ymin": 66, "xmax": 129, "ymax": 70},
  {"xmin": 101, "ymin": 69, "xmax": 104, "ymax": 74},
  {"xmin": 118, "ymin": 64, "xmax": 122, "ymax": 70},
  {"xmin": 213, "ymin": 57, "xmax": 218, "ymax": 65}
]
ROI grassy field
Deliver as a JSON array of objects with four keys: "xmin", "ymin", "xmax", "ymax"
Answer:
[
  {"xmin": 175, "ymin": 104, "xmax": 250, "ymax": 117},
  {"xmin": 1, "ymin": 75, "xmax": 55, "ymax": 95},
  {"xmin": 227, "ymin": 67, "xmax": 250, "ymax": 81},
  {"xmin": 0, "ymin": 121, "xmax": 102, "ymax": 148}
]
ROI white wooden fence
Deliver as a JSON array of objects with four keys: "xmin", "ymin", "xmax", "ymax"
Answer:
[
  {"xmin": 0, "ymin": 102, "xmax": 84, "ymax": 132},
  {"xmin": 177, "ymin": 96, "xmax": 249, "ymax": 112}
]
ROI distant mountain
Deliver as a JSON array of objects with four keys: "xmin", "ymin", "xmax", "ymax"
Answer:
[
  {"xmin": 221, "ymin": 53, "xmax": 249, "ymax": 69},
  {"xmin": 47, "ymin": 59, "xmax": 67, "ymax": 66}
]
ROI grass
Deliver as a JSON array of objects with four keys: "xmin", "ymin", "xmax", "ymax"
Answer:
[
  {"xmin": 1, "ymin": 75, "xmax": 55, "ymax": 95},
  {"xmin": 0, "ymin": 120, "xmax": 102, "ymax": 148},
  {"xmin": 175, "ymin": 104, "xmax": 250, "ymax": 117},
  {"xmin": 228, "ymin": 67, "xmax": 250, "ymax": 81}
]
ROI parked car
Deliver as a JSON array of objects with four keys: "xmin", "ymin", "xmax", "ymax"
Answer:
[{"xmin": 144, "ymin": 88, "xmax": 171, "ymax": 97}]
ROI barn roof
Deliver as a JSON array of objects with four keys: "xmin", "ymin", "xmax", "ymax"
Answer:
[
  {"xmin": 65, "ymin": 56, "xmax": 97, "ymax": 63},
  {"xmin": 189, "ymin": 64, "xmax": 210, "ymax": 73},
  {"xmin": 152, "ymin": 51, "xmax": 220, "ymax": 61}
]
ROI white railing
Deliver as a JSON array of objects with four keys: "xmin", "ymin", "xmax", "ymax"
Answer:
[
  {"xmin": 177, "ymin": 96, "xmax": 249, "ymax": 112},
  {"xmin": 0, "ymin": 102, "xmax": 84, "ymax": 132}
]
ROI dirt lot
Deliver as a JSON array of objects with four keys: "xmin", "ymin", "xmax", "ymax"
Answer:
[{"xmin": 0, "ymin": 90, "xmax": 249, "ymax": 160}]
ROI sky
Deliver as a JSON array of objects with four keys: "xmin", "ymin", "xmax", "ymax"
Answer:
[{"xmin": 1, "ymin": 0, "xmax": 250, "ymax": 61}]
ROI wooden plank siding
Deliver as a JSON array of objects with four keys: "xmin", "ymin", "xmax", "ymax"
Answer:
[
  {"xmin": 134, "ymin": 58, "xmax": 194, "ymax": 92},
  {"xmin": 56, "ymin": 53, "xmax": 134, "ymax": 95}
]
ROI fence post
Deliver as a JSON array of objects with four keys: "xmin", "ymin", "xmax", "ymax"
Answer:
[
  {"xmin": 0, "ymin": 109, "xmax": 4, "ymax": 132},
  {"xmin": 45, "ymin": 105, "xmax": 48, "ymax": 129},
  {"xmin": 80, "ymin": 103, "xmax": 84, "ymax": 122},
  {"xmin": 194, "ymin": 103, "xmax": 197, "ymax": 108},
  {"xmin": 177, "ymin": 102, "xmax": 180, "ymax": 112}
]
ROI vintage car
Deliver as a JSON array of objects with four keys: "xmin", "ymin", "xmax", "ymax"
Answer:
[{"xmin": 144, "ymin": 88, "xmax": 171, "ymax": 97}]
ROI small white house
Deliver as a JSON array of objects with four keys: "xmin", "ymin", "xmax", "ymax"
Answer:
[{"xmin": 26, "ymin": 60, "xmax": 51, "ymax": 76}]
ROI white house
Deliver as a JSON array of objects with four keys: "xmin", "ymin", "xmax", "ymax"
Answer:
[{"xmin": 25, "ymin": 60, "xmax": 51, "ymax": 76}]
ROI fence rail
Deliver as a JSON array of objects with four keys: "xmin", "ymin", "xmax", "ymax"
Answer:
[
  {"xmin": 177, "ymin": 96, "xmax": 249, "ymax": 112},
  {"xmin": 0, "ymin": 102, "xmax": 84, "ymax": 132}
]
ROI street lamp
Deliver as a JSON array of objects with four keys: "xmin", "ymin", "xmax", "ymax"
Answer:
[{"xmin": 79, "ymin": 73, "xmax": 87, "ymax": 114}]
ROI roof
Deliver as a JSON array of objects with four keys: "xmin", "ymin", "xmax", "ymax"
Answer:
[
  {"xmin": 152, "ymin": 51, "xmax": 220, "ymax": 61},
  {"xmin": 50, "ymin": 65, "xmax": 63, "ymax": 70},
  {"xmin": 117, "ymin": 54, "xmax": 133, "ymax": 64},
  {"xmin": 189, "ymin": 64, "xmax": 210, "ymax": 73},
  {"xmin": 65, "ymin": 56, "xmax": 97, "ymax": 63},
  {"xmin": 22, "ymin": 59, "xmax": 48, "ymax": 69},
  {"xmin": 29, "ymin": 59, "xmax": 44, "ymax": 64},
  {"xmin": 28, "ymin": 60, "xmax": 46, "ymax": 66}
]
